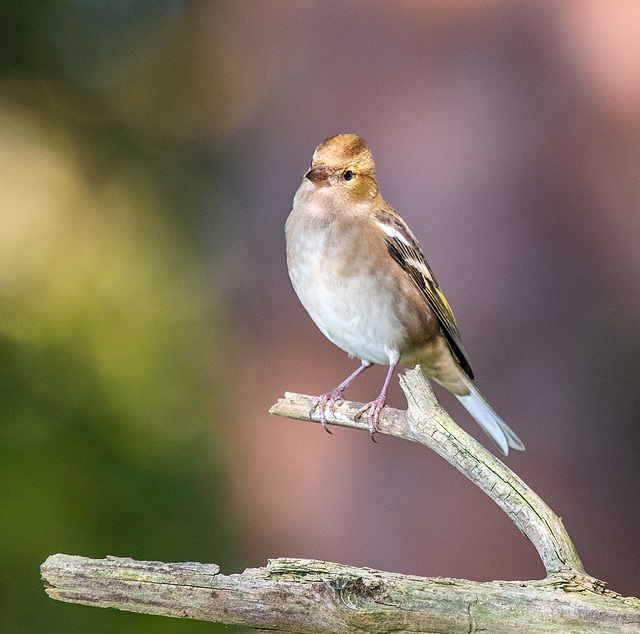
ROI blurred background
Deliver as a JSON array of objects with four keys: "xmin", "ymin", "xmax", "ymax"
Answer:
[{"xmin": 1, "ymin": 1, "xmax": 640, "ymax": 631}]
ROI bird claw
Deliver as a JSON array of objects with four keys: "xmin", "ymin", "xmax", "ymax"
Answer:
[
  {"xmin": 355, "ymin": 395, "xmax": 386, "ymax": 442},
  {"xmin": 310, "ymin": 388, "xmax": 344, "ymax": 434}
]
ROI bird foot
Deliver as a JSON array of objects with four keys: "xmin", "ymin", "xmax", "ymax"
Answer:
[
  {"xmin": 310, "ymin": 388, "xmax": 345, "ymax": 433},
  {"xmin": 355, "ymin": 395, "xmax": 387, "ymax": 442}
]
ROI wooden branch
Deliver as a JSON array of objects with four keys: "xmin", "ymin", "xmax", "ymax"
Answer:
[
  {"xmin": 41, "ymin": 554, "xmax": 640, "ymax": 633},
  {"xmin": 41, "ymin": 367, "xmax": 640, "ymax": 631},
  {"xmin": 270, "ymin": 367, "xmax": 582, "ymax": 577}
]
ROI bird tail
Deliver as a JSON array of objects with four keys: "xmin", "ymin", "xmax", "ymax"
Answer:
[{"xmin": 455, "ymin": 376, "xmax": 525, "ymax": 456}]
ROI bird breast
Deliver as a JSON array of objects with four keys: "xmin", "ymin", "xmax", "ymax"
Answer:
[{"xmin": 286, "ymin": 206, "xmax": 419, "ymax": 365}]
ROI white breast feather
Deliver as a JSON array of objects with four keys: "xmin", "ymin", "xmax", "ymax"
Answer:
[{"xmin": 288, "ymin": 224, "xmax": 403, "ymax": 365}]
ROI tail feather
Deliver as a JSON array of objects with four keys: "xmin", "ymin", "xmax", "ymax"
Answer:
[{"xmin": 455, "ymin": 377, "xmax": 525, "ymax": 456}]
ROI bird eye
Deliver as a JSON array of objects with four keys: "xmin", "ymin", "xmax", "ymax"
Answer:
[{"xmin": 342, "ymin": 170, "xmax": 354, "ymax": 181}]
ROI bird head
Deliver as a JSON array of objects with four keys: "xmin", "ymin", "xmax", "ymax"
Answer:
[{"xmin": 304, "ymin": 134, "xmax": 378, "ymax": 203}]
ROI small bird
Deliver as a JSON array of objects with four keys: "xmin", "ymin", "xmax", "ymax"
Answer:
[{"xmin": 285, "ymin": 134, "xmax": 524, "ymax": 455}]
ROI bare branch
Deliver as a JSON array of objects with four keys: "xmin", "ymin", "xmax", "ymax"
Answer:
[
  {"xmin": 41, "ymin": 368, "xmax": 640, "ymax": 632},
  {"xmin": 270, "ymin": 367, "xmax": 582, "ymax": 576},
  {"xmin": 41, "ymin": 554, "xmax": 640, "ymax": 634}
]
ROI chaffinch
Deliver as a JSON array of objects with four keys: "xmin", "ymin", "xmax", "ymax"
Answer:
[{"xmin": 285, "ymin": 134, "xmax": 524, "ymax": 455}]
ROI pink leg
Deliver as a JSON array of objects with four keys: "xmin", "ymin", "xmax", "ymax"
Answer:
[
  {"xmin": 355, "ymin": 360, "xmax": 397, "ymax": 440},
  {"xmin": 311, "ymin": 361, "xmax": 372, "ymax": 433}
]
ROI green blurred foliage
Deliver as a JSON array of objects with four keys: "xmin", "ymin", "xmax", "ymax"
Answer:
[{"xmin": 0, "ymin": 1, "xmax": 245, "ymax": 631}]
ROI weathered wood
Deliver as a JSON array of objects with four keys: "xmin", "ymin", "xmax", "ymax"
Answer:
[
  {"xmin": 270, "ymin": 367, "xmax": 583, "ymax": 576},
  {"xmin": 41, "ymin": 367, "xmax": 640, "ymax": 632},
  {"xmin": 41, "ymin": 554, "xmax": 640, "ymax": 633}
]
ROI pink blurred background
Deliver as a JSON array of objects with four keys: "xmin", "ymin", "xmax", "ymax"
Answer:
[
  {"xmin": 2, "ymin": 2, "xmax": 640, "ymax": 629},
  {"xmin": 226, "ymin": 0, "xmax": 640, "ymax": 594}
]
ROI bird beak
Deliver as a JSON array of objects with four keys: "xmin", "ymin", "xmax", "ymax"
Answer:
[{"xmin": 305, "ymin": 165, "xmax": 330, "ymax": 187}]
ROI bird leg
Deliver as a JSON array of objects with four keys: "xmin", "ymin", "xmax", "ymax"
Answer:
[
  {"xmin": 310, "ymin": 361, "xmax": 372, "ymax": 433},
  {"xmin": 355, "ymin": 360, "xmax": 398, "ymax": 440}
]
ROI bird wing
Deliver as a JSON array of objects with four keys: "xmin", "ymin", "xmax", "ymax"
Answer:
[{"xmin": 375, "ymin": 209, "xmax": 475, "ymax": 379}]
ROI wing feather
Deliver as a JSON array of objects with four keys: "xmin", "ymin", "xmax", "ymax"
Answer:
[{"xmin": 376, "ymin": 209, "xmax": 474, "ymax": 379}]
